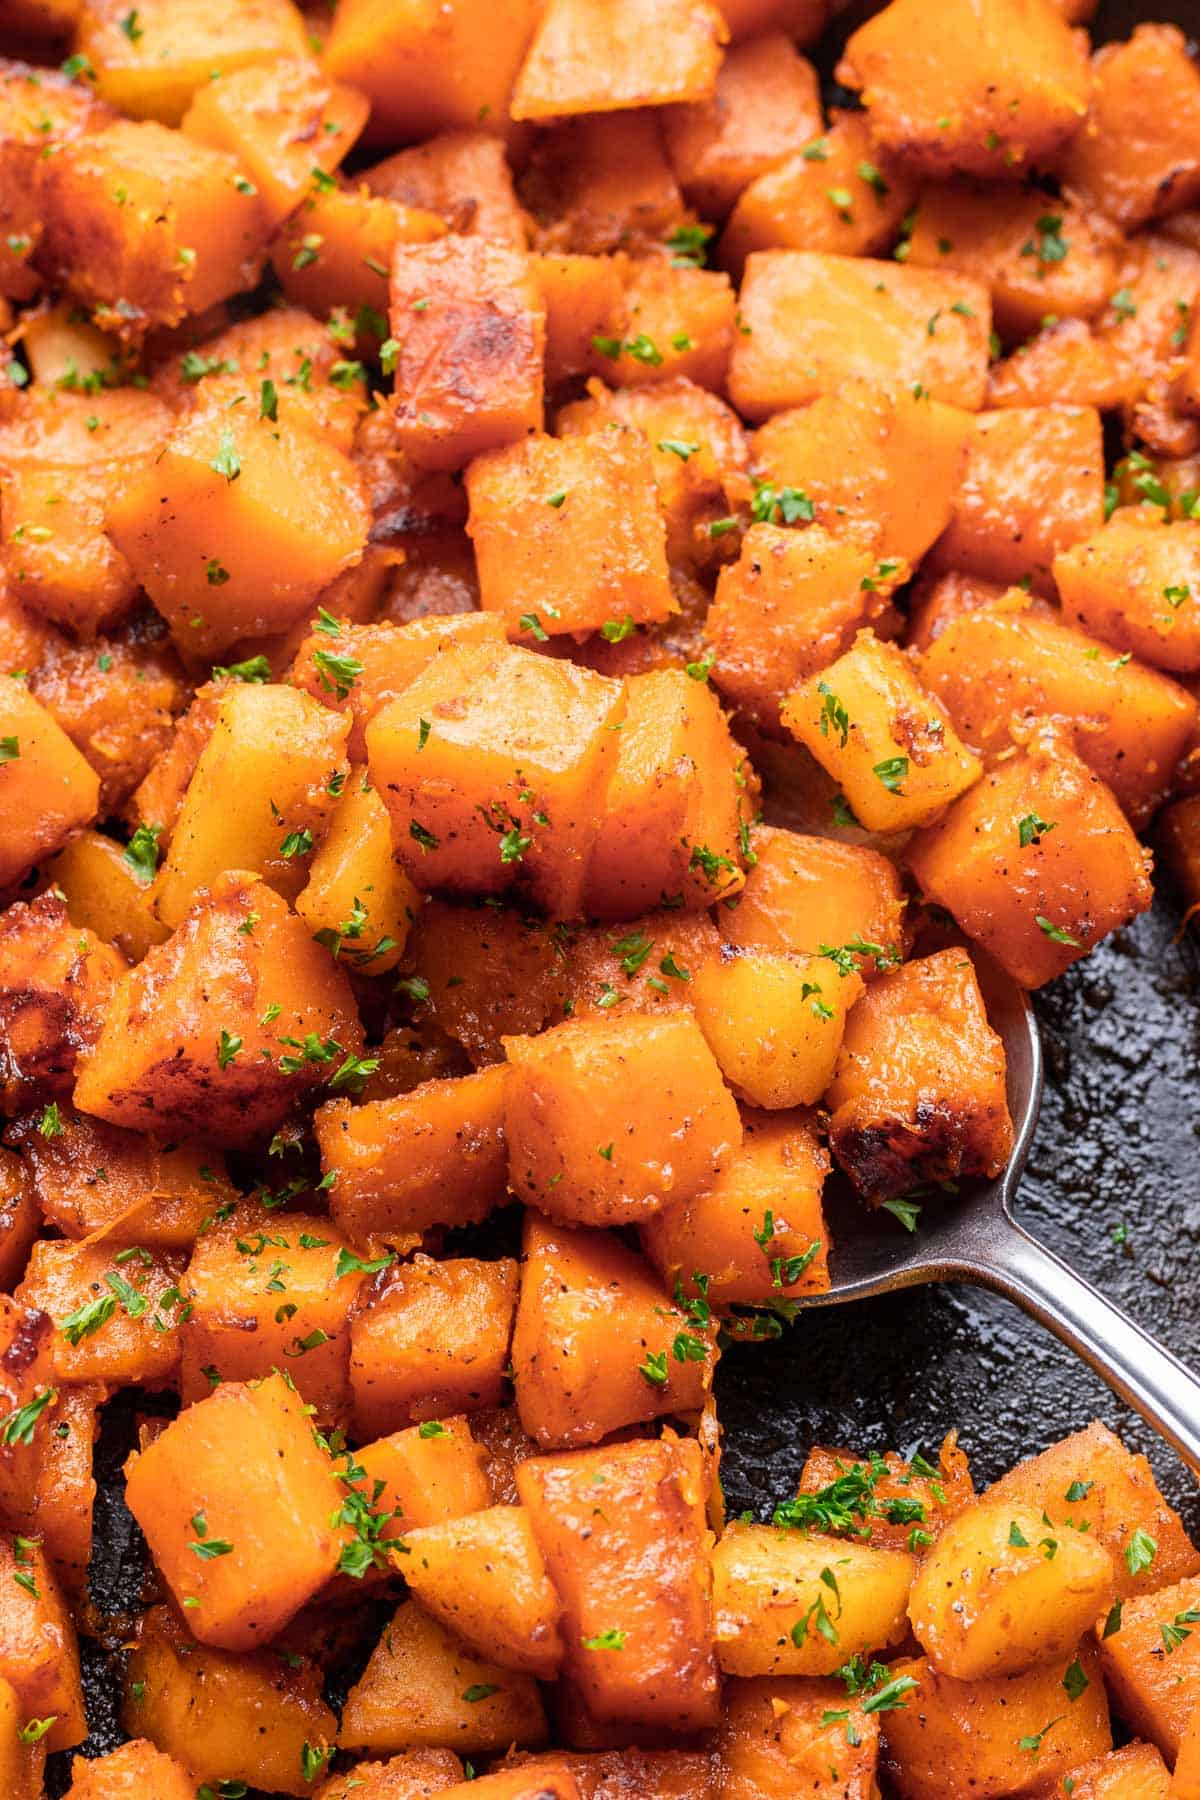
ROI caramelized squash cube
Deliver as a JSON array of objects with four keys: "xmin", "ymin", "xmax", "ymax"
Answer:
[
  {"xmin": 400, "ymin": 901, "xmax": 565, "ymax": 1067},
  {"xmin": 0, "ymin": 1535, "xmax": 86, "ymax": 1752},
  {"xmin": 353, "ymin": 1415, "xmax": 492, "ymax": 1537},
  {"xmin": 532, "ymin": 253, "xmax": 628, "ymax": 387},
  {"xmin": 601, "ymin": 259, "xmax": 736, "ymax": 395},
  {"xmin": 716, "ymin": 1675, "xmax": 879, "ymax": 1800},
  {"xmin": 0, "ymin": 682, "xmax": 99, "ymax": 890},
  {"xmin": 510, "ymin": 0, "xmax": 725, "ymax": 121},
  {"xmin": 15, "ymin": 1237, "xmax": 185, "ymax": 1386},
  {"xmin": 1059, "ymin": 25, "xmax": 1200, "ymax": 231},
  {"xmin": 366, "ymin": 129, "xmax": 525, "ymax": 249},
  {"xmin": 1042, "ymin": 1744, "xmax": 1170, "ymax": 1800},
  {"xmin": 662, "ymin": 34, "xmax": 821, "ymax": 221},
  {"xmin": 1054, "ymin": 513, "xmax": 1200, "ymax": 675},
  {"xmin": 519, "ymin": 114, "xmax": 684, "ymax": 259},
  {"xmin": 273, "ymin": 184, "xmax": 445, "ymax": 324},
  {"xmin": 402, "ymin": 1504, "xmax": 563, "ymax": 1677},
  {"xmin": 723, "ymin": 826, "xmax": 906, "ymax": 965},
  {"xmin": 0, "ymin": 1148, "xmax": 38, "ymax": 1293},
  {"xmin": 796, "ymin": 1437, "xmax": 975, "ymax": 1552},
  {"xmin": 0, "ymin": 896, "xmax": 122, "ymax": 1104},
  {"xmin": 564, "ymin": 910, "xmax": 720, "ymax": 1022},
  {"xmin": 315, "ymin": 1750, "xmax": 465, "ymax": 1799},
  {"xmin": 296, "ymin": 775, "xmax": 418, "ymax": 977},
  {"xmin": 691, "ymin": 948, "xmax": 863, "ymax": 1109},
  {"xmin": 76, "ymin": 0, "xmax": 312, "ymax": 125},
  {"xmin": 63, "ymin": 1740, "xmax": 196, "ymax": 1800}
]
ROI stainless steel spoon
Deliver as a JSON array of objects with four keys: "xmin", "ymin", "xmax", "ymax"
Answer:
[{"xmin": 799, "ymin": 953, "xmax": 1200, "ymax": 1477}]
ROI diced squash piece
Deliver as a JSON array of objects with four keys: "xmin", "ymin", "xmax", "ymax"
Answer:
[
  {"xmin": 907, "ymin": 730, "xmax": 1154, "ymax": 988},
  {"xmin": 518, "ymin": 1434, "xmax": 720, "ymax": 1731},
  {"xmin": 1054, "ymin": 513, "xmax": 1200, "ymax": 675},
  {"xmin": 908, "ymin": 1495, "xmax": 1115, "ymax": 1680},
  {"xmin": 401, "ymin": 1504, "xmax": 563, "ymax": 1677},
  {"xmin": 906, "ymin": 185, "xmax": 1123, "ymax": 343},
  {"xmin": 0, "ymin": 65, "xmax": 106, "ymax": 306},
  {"xmin": 795, "ymin": 1437, "xmax": 975, "ymax": 1552},
  {"xmin": 532, "ymin": 253, "xmax": 628, "ymax": 387},
  {"xmin": 729, "ymin": 253, "xmax": 991, "ymax": 421},
  {"xmin": 44, "ymin": 830, "xmax": 170, "ymax": 966},
  {"xmin": 0, "ymin": 1296, "xmax": 56, "ymax": 1530},
  {"xmin": 0, "ymin": 1148, "xmax": 38, "ymax": 1292},
  {"xmin": 322, "ymin": 0, "xmax": 541, "ymax": 148},
  {"xmin": 106, "ymin": 402, "xmax": 370, "ymax": 657},
  {"xmin": 782, "ymin": 631, "xmax": 981, "ymax": 833},
  {"xmin": 76, "ymin": 0, "xmax": 312, "ymax": 125},
  {"xmin": 349, "ymin": 1253, "xmax": 519, "ymax": 1438},
  {"xmin": 1101, "ymin": 1589, "xmax": 1200, "ymax": 1766},
  {"xmin": 353, "ymin": 1416, "xmax": 492, "ymax": 1538},
  {"xmin": 511, "ymin": 1211, "xmax": 715, "ymax": 1448},
  {"xmin": 40, "ymin": 119, "xmax": 268, "ymax": 336},
  {"xmin": 316, "ymin": 1065, "xmax": 509, "ymax": 1247},
  {"xmin": 519, "ymin": 114, "xmax": 684, "ymax": 259},
  {"xmin": 880, "ymin": 1650, "xmax": 1111, "ymax": 1800},
  {"xmin": 584, "ymin": 668, "xmax": 750, "ymax": 917},
  {"xmin": 721, "ymin": 109, "xmax": 917, "ymax": 275},
  {"xmin": 124, "ymin": 1372, "xmax": 343, "ymax": 1650},
  {"xmin": 751, "ymin": 383, "xmax": 973, "ymax": 567},
  {"xmin": 662, "ymin": 34, "xmax": 821, "ymax": 220},
  {"xmin": 366, "ymin": 130, "xmax": 524, "ymax": 249},
  {"xmin": 825, "ymin": 949, "xmax": 1012, "ymax": 1203},
  {"xmin": 64, "ymin": 1740, "xmax": 196, "ymax": 1800},
  {"xmin": 122, "ymin": 1603, "xmax": 336, "ymax": 1796},
  {"xmin": 73, "ymin": 870, "xmax": 363, "ymax": 1148},
  {"xmin": 16, "ymin": 1383, "xmax": 101, "ymax": 1595},
  {"xmin": 0, "ymin": 682, "xmax": 99, "ymax": 890},
  {"xmin": 642, "ymin": 1108, "xmax": 830, "ymax": 1306},
  {"xmin": 564, "ymin": 910, "xmax": 720, "ymax": 1022},
  {"xmin": 711, "ymin": 1520, "xmax": 914, "ymax": 1677},
  {"xmin": 0, "ymin": 896, "xmax": 122, "ymax": 1105},
  {"xmin": 367, "ymin": 641, "xmax": 625, "ymax": 918},
  {"xmin": 316, "ymin": 1751, "xmax": 465, "ymax": 1800},
  {"xmin": 983, "ymin": 1422, "xmax": 1200, "ymax": 1600},
  {"xmin": 510, "ymin": 0, "xmax": 725, "ymax": 121},
  {"xmin": 151, "ymin": 682, "xmax": 349, "ymax": 928},
  {"xmin": 706, "ymin": 527, "xmax": 904, "ymax": 734},
  {"xmin": 400, "ymin": 902, "xmax": 565, "ymax": 1067},
  {"xmin": 835, "ymin": 0, "xmax": 1089, "ymax": 179},
  {"xmin": 296, "ymin": 776, "xmax": 418, "ymax": 977},
  {"xmin": 339, "ymin": 1599, "xmax": 547, "ymax": 1756},
  {"xmin": 918, "ymin": 594, "xmax": 1197, "ymax": 828},
  {"xmin": 0, "ymin": 1535, "xmax": 86, "ymax": 1752},
  {"xmin": 601, "ymin": 259, "xmax": 736, "ymax": 395},
  {"xmin": 15, "ymin": 1238, "xmax": 185, "ymax": 1386},
  {"xmin": 691, "ymin": 948, "xmax": 862, "ymax": 1109},
  {"xmin": 274, "ymin": 184, "xmax": 445, "ymax": 324},
  {"xmin": 929, "ymin": 406, "xmax": 1104, "ymax": 593},
  {"xmin": 388, "ymin": 237, "xmax": 544, "ymax": 472},
  {"xmin": 8, "ymin": 1103, "xmax": 233, "ymax": 1246},
  {"xmin": 1059, "ymin": 25, "xmax": 1200, "ymax": 232},
  {"xmin": 504, "ymin": 1012, "xmax": 740, "ymax": 1226},
  {"xmin": 723, "ymin": 827, "xmax": 905, "ymax": 966},
  {"xmin": 716, "ymin": 1675, "xmax": 879, "ymax": 1799},
  {"xmin": 466, "ymin": 429, "xmax": 672, "ymax": 639},
  {"xmin": 1047, "ymin": 1744, "xmax": 1170, "ymax": 1800},
  {"xmin": 906, "ymin": 569, "xmax": 1011, "ymax": 655},
  {"xmin": 183, "ymin": 59, "xmax": 368, "ymax": 228},
  {"xmin": 987, "ymin": 318, "xmax": 1134, "ymax": 412}
]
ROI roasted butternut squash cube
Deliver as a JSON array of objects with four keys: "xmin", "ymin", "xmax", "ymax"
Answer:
[
  {"xmin": 0, "ymin": 65, "xmax": 106, "ymax": 306},
  {"xmin": 642, "ymin": 1108, "xmax": 829, "ymax": 1306},
  {"xmin": 274, "ymin": 184, "xmax": 445, "ymax": 324},
  {"xmin": 706, "ymin": 527, "xmax": 904, "ymax": 734},
  {"xmin": 0, "ymin": 896, "xmax": 122, "ymax": 1106},
  {"xmin": 929, "ymin": 406, "xmax": 1105, "ymax": 594},
  {"xmin": 366, "ymin": 129, "xmax": 525, "ymax": 249},
  {"xmin": 518, "ymin": 1434, "xmax": 720, "ymax": 1731},
  {"xmin": 751, "ymin": 383, "xmax": 973, "ymax": 568},
  {"xmin": 504, "ymin": 1012, "xmax": 740, "ymax": 1226},
  {"xmin": 0, "ymin": 1676, "xmax": 47, "ymax": 1800},
  {"xmin": 400, "ymin": 902, "xmax": 565, "ymax": 1066},
  {"xmin": 564, "ymin": 910, "xmax": 720, "ymax": 1022},
  {"xmin": 40, "ymin": 119, "xmax": 268, "ymax": 336},
  {"xmin": 782, "ymin": 632, "xmax": 982, "ymax": 833},
  {"xmin": 908, "ymin": 730, "xmax": 1154, "ymax": 988},
  {"xmin": 63, "ymin": 1739, "xmax": 196, "ymax": 1800},
  {"xmin": 0, "ymin": 1148, "xmax": 38, "ymax": 1293},
  {"xmin": 322, "ymin": 0, "xmax": 541, "ymax": 148},
  {"xmin": 297, "ymin": 775, "xmax": 418, "ymax": 977},
  {"xmin": 73, "ymin": 871, "xmax": 363, "ymax": 1147},
  {"xmin": 987, "ymin": 318, "xmax": 1133, "ymax": 413},
  {"xmin": 712, "ymin": 1520, "xmax": 914, "ymax": 1678},
  {"xmin": 585, "ymin": 668, "xmax": 750, "ymax": 917},
  {"xmin": 106, "ymin": 402, "xmax": 370, "ymax": 657},
  {"xmin": 388, "ymin": 237, "xmax": 544, "ymax": 472},
  {"xmin": 77, "ymin": 0, "xmax": 312, "ymax": 125},
  {"xmin": 317, "ymin": 1065, "xmax": 509, "ymax": 1246},
  {"xmin": 1059, "ymin": 25, "xmax": 1200, "ymax": 232},
  {"xmin": 339, "ymin": 1599, "xmax": 547, "ymax": 1756},
  {"xmin": 519, "ymin": 113, "xmax": 684, "ymax": 259},
  {"xmin": 0, "ymin": 1535, "xmax": 85, "ymax": 1752},
  {"xmin": 178, "ymin": 1207, "xmax": 368, "ymax": 1418},
  {"xmin": 532, "ymin": 253, "xmax": 628, "ymax": 386},
  {"xmin": 795, "ymin": 1437, "xmax": 975, "ymax": 1553},
  {"xmin": 353, "ymin": 1415, "xmax": 492, "ymax": 1537},
  {"xmin": 909, "ymin": 1496, "xmax": 1116, "ymax": 1680},
  {"xmin": 601, "ymin": 259, "xmax": 736, "ymax": 395},
  {"xmin": 1054, "ymin": 513, "xmax": 1200, "ymax": 675},
  {"xmin": 880, "ymin": 1650, "xmax": 1111, "ymax": 1800},
  {"xmin": 983, "ymin": 1422, "xmax": 1200, "ymax": 1601},
  {"xmin": 825, "ymin": 949, "xmax": 1012, "ymax": 1203},
  {"xmin": 14, "ymin": 1382, "xmax": 101, "ymax": 1596},
  {"xmin": 8, "ymin": 1103, "xmax": 233, "ymax": 1246},
  {"xmin": 349, "ymin": 1253, "xmax": 519, "ymax": 1438},
  {"xmin": 367, "ymin": 641, "xmax": 625, "ymax": 918},
  {"xmin": 0, "ymin": 1296, "xmax": 55, "ymax": 1529},
  {"xmin": 723, "ymin": 827, "xmax": 905, "ymax": 968},
  {"xmin": 721, "ymin": 109, "xmax": 917, "ymax": 275},
  {"xmin": 716, "ymin": 1675, "xmax": 880, "ymax": 1799},
  {"xmin": 905, "ymin": 569, "xmax": 1011, "ymax": 655},
  {"xmin": 183, "ymin": 59, "xmax": 367, "ymax": 228},
  {"xmin": 905, "ymin": 186, "xmax": 1123, "ymax": 344},
  {"xmin": 512, "ymin": 1212, "xmax": 715, "ymax": 1448},
  {"xmin": 151, "ymin": 682, "xmax": 350, "ymax": 929},
  {"xmin": 729, "ymin": 253, "xmax": 991, "ymax": 422},
  {"xmin": 0, "ymin": 682, "xmax": 99, "ymax": 890},
  {"xmin": 466, "ymin": 430, "xmax": 672, "ymax": 639},
  {"xmin": 401, "ymin": 1504, "xmax": 563, "ymax": 1677},
  {"xmin": 918, "ymin": 594, "xmax": 1197, "ymax": 828},
  {"xmin": 836, "ymin": 0, "xmax": 1089, "ymax": 179},
  {"xmin": 691, "ymin": 948, "xmax": 862, "ymax": 1110},
  {"xmin": 122, "ymin": 1603, "xmax": 336, "ymax": 1796},
  {"xmin": 316, "ymin": 1751, "xmax": 466, "ymax": 1800},
  {"xmin": 1043, "ymin": 1743, "xmax": 1170, "ymax": 1800},
  {"xmin": 15, "ymin": 1237, "xmax": 185, "ymax": 1386},
  {"xmin": 510, "ymin": 0, "xmax": 725, "ymax": 121},
  {"xmin": 124, "ymin": 1372, "xmax": 343, "ymax": 1650}
]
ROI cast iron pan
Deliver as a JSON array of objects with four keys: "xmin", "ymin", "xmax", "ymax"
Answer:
[{"xmin": 45, "ymin": 0, "xmax": 1200, "ymax": 1788}]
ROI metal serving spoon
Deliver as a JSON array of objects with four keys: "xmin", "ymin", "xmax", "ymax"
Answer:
[{"xmin": 800, "ymin": 954, "xmax": 1200, "ymax": 1477}]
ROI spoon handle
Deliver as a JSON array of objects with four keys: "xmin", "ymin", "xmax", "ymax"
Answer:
[{"xmin": 965, "ymin": 1217, "xmax": 1200, "ymax": 1478}]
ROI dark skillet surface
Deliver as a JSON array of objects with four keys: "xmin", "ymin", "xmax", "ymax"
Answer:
[{"xmin": 47, "ymin": 0, "xmax": 1200, "ymax": 1788}]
